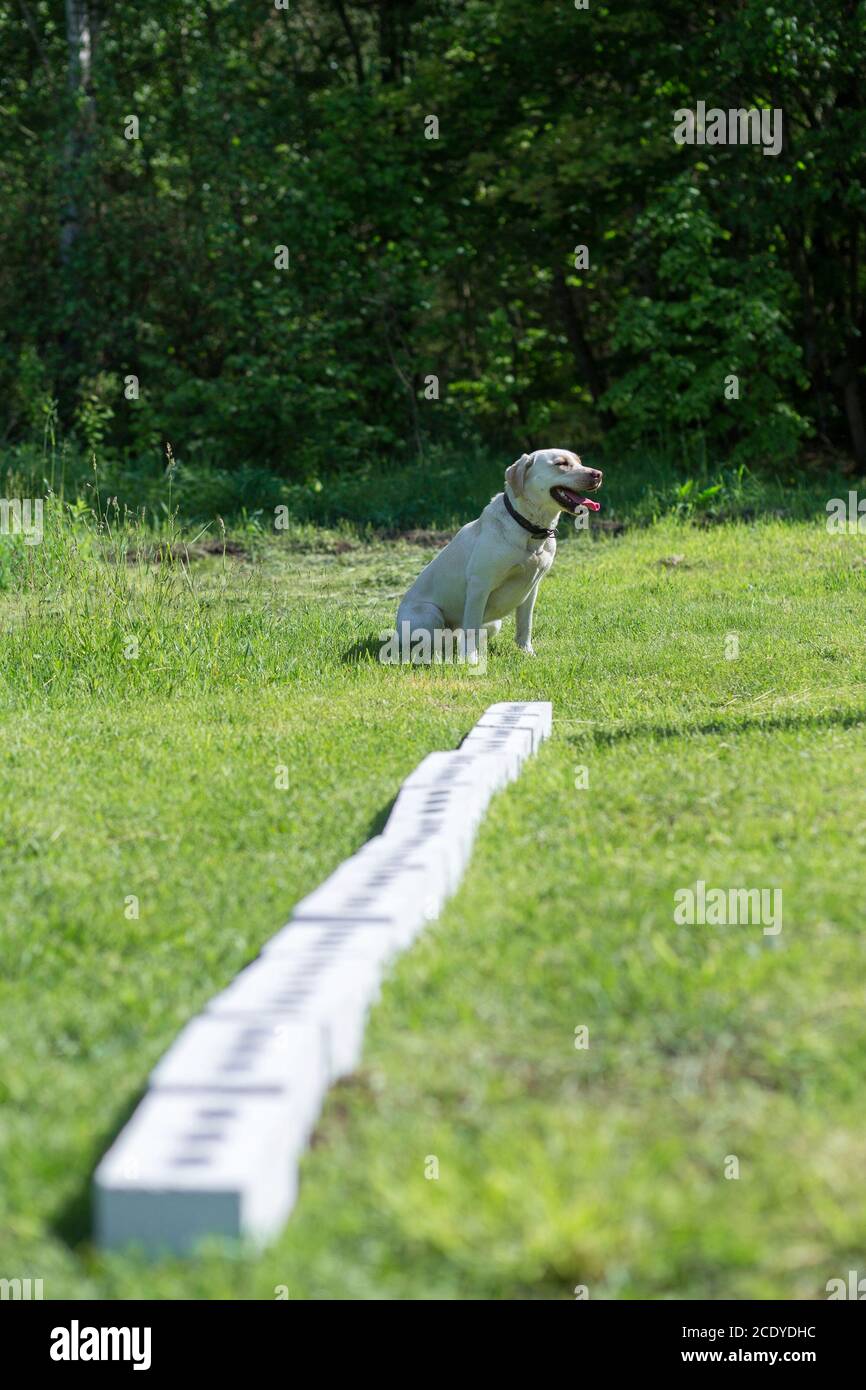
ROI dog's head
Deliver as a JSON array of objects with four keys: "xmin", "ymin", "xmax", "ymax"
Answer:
[{"xmin": 505, "ymin": 449, "xmax": 603, "ymax": 515}]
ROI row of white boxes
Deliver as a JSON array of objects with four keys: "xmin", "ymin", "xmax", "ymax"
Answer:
[{"xmin": 94, "ymin": 701, "xmax": 552, "ymax": 1254}]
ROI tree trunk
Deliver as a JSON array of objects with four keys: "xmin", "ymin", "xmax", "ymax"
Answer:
[
  {"xmin": 378, "ymin": 0, "xmax": 401, "ymax": 83},
  {"xmin": 332, "ymin": 0, "xmax": 365, "ymax": 85},
  {"xmin": 552, "ymin": 268, "xmax": 614, "ymax": 432},
  {"xmin": 61, "ymin": 0, "xmax": 95, "ymax": 268},
  {"xmin": 842, "ymin": 369, "xmax": 866, "ymax": 470}
]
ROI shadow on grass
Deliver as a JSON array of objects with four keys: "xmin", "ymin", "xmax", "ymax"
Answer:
[
  {"xmin": 565, "ymin": 704, "xmax": 866, "ymax": 749},
  {"xmin": 342, "ymin": 636, "xmax": 384, "ymax": 664},
  {"xmin": 52, "ymin": 1087, "xmax": 147, "ymax": 1250}
]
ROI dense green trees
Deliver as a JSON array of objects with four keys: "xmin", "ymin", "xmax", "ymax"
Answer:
[{"xmin": 1, "ymin": 1, "xmax": 864, "ymax": 478}]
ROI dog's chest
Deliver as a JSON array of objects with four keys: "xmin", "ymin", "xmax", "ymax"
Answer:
[
  {"xmin": 515, "ymin": 537, "xmax": 555, "ymax": 578},
  {"xmin": 486, "ymin": 540, "xmax": 554, "ymax": 615}
]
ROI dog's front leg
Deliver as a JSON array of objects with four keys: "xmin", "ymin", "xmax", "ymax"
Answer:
[
  {"xmin": 461, "ymin": 577, "xmax": 491, "ymax": 665},
  {"xmin": 515, "ymin": 581, "xmax": 541, "ymax": 655}
]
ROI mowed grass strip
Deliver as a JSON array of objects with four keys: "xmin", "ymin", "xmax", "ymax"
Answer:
[{"xmin": 0, "ymin": 511, "xmax": 864, "ymax": 1297}]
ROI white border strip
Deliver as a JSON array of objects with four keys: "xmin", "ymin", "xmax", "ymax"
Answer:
[{"xmin": 93, "ymin": 702, "xmax": 552, "ymax": 1254}]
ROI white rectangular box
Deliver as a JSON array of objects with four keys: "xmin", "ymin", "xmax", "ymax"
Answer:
[
  {"xmin": 377, "ymin": 814, "xmax": 472, "ymax": 895},
  {"xmin": 291, "ymin": 840, "xmax": 439, "ymax": 938},
  {"xmin": 482, "ymin": 700, "xmax": 552, "ymax": 737},
  {"xmin": 262, "ymin": 919, "xmax": 406, "ymax": 969},
  {"xmin": 459, "ymin": 724, "xmax": 534, "ymax": 780},
  {"xmin": 400, "ymin": 749, "xmax": 505, "ymax": 796},
  {"xmin": 207, "ymin": 954, "xmax": 381, "ymax": 1081},
  {"xmin": 94, "ymin": 1091, "xmax": 302, "ymax": 1255},
  {"xmin": 474, "ymin": 700, "xmax": 552, "ymax": 751},
  {"xmin": 354, "ymin": 829, "xmax": 458, "ymax": 905},
  {"xmin": 380, "ymin": 784, "xmax": 480, "ymax": 858},
  {"xmin": 386, "ymin": 779, "xmax": 490, "ymax": 835},
  {"xmin": 150, "ymin": 1014, "xmax": 326, "ymax": 1135}
]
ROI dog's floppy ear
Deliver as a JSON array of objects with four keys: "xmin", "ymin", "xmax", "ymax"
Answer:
[{"xmin": 505, "ymin": 452, "xmax": 533, "ymax": 497}]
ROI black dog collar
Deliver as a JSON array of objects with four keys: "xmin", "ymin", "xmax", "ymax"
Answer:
[{"xmin": 503, "ymin": 489, "xmax": 557, "ymax": 539}]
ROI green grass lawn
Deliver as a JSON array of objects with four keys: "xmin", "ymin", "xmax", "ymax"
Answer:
[{"xmin": 1, "ymin": 506, "xmax": 865, "ymax": 1299}]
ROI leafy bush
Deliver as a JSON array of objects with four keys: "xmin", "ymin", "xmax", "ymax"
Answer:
[{"xmin": 600, "ymin": 185, "xmax": 810, "ymax": 467}]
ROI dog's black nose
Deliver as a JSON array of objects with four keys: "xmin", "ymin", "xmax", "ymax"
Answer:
[{"xmin": 587, "ymin": 469, "xmax": 603, "ymax": 484}]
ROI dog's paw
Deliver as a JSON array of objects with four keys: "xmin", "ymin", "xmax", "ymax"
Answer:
[{"xmin": 516, "ymin": 642, "xmax": 535, "ymax": 656}]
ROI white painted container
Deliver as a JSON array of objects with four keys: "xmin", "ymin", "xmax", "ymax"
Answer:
[
  {"xmin": 474, "ymin": 700, "xmax": 552, "ymax": 751},
  {"xmin": 150, "ymin": 1014, "xmax": 326, "ymax": 1134},
  {"xmin": 206, "ymin": 954, "xmax": 382, "ymax": 1081},
  {"xmin": 94, "ymin": 1091, "xmax": 303, "ymax": 1255},
  {"xmin": 400, "ymin": 748, "xmax": 505, "ymax": 796},
  {"xmin": 459, "ymin": 723, "xmax": 534, "ymax": 780},
  {"xmin": 379, "ymin": 788, "xmax": 478, "ymax": 886},
  {"xmin": 263, "ymin": 918, "xmax": 406, "ymax": 969},
  {"xmin": 291, "ymin": 840, "xmax": 440, "ymax": 939},
  {"xmin": 385, "ymin": 779, "xmax": 491, "ymax": 837},
  {"xmin": 377, "ymin": 819, "xmax": 471, "ymax": 895},
  {"xmin": 405, "ymin": 750, "xmax": 511, "ymax": 795}
]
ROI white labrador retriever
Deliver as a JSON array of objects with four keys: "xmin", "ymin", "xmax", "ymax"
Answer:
[{"xmin": 396, "ymin": 448, "xmax": 602, "ymax": 657}]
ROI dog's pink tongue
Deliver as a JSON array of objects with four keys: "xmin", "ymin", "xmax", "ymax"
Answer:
[{"xmin": 580, "ymin": 497, "xmax": 602, "ymax": 512}]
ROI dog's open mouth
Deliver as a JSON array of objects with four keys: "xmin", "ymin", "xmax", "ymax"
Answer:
[{"xmin": 550, "ymin": 485, "xmax": 601, "ymax": 514}]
